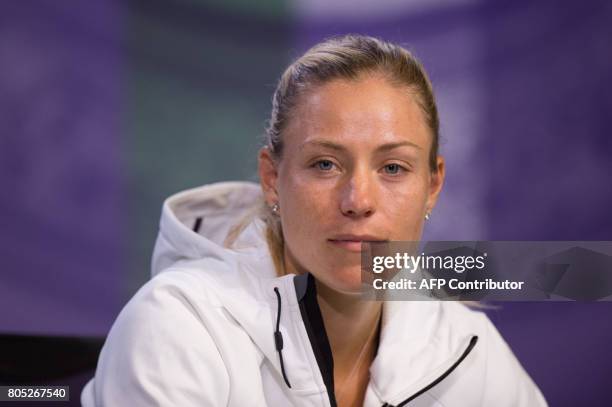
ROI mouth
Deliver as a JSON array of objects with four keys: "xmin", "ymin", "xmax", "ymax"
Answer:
[{"xmin": 328, "ymin": 234, "xmax": 387, "ymax": 252}]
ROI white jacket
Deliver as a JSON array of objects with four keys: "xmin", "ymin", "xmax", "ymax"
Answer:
[{"xmin": 81, "ymin": 181, "xmax": 548, "ymax": 407}]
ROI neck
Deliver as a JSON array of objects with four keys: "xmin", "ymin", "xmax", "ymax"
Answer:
[
  {"xmin": 315, "ymin": 280, "xmax": 382, "ymax": 369},
  {"xmin": 281, "ymin": 250, "xmax": 382, "ymax": 405},
  {"xmin": 316, "ymin": 281, "xmax": 382, "ymax": 407},
  {"xmin": 281, "ymin": 252, "xmax": 382, "ymax": 366}
]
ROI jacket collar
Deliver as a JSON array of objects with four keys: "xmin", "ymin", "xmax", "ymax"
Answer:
[
  {"xmin": 369, "ymin": 300, "xmax": 476, "ymax": 405},
  {"xmin": 192, "ymin": 237, "xmax": 478, "ymax": 405},
  {"xmin": 292, "ymin": 273, "xmax": 477, "ymax": 406}
]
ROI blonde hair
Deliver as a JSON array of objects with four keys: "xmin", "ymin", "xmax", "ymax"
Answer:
[
  {"xmin": 224, "ymin": 195, "xmax": 287, "ymax": 275},
  {"xmin": 228, "ymin": 34, "xmax": 441, "ymax": 278}
]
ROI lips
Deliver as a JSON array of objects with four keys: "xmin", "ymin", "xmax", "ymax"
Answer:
[{"xmin": 328, "ymin": 234, "xmax": 387, "ymax": 252}]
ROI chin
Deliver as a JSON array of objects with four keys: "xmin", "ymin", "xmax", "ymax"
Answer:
[{"xmin": 320, "ymin": 265, "xmax": 364, "ymax": 295}]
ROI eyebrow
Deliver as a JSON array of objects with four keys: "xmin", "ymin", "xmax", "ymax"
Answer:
[{"xmin": 300, "ymin": 139, "xmax": 422, "ymax": 152}]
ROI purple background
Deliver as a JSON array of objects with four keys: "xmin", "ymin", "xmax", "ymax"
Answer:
[
  {"xmin": 0, "ymin": 1, "xmax": 125, "ymax": 336},
  {"xmin": 1, "ymin": 1, "xmax": 611, "ymax": 405}
]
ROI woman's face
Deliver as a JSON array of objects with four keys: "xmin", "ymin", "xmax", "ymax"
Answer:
[{"xmin": 259, "ymin": 74, "xmax": 444, "ymax": 294}]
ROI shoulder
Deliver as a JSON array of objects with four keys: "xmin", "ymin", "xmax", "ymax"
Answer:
[
  {"xmin": 440, "ymin": 302, "xmax": 548, "ymax": 406},
  {"xmin": 87, "ymin": 268, "xmax": 233, "ymax": 406},
  {"xmin": 87, "ymin": 264, "xmax": 272, "ymax": 406},
  {"xmin": 136, "ymin": 266, "xmax": 227, "ymax": 308},
  {"xmin": 104, "ymin": 263, "xmax": 271, "ymax": 352},
  {"xmin": 438, "ymin": 301, "xmax": 491, "ymax": 331}
]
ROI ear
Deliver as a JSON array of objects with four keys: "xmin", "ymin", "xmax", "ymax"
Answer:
[
  {"xmin": 425, "ymin": 156, "xmax": 445, "ymax": 214},
  {"xmin": 258, "ymin": 147, "xmax": 279, "ymax": 206}
]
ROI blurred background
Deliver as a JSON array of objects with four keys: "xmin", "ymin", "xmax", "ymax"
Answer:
[{"xmin": 1, "ymin": 0, "xmax": 611, "ymax": 405}]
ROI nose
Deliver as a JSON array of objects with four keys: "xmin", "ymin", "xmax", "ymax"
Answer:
[{"xmin": 340, "ymin": 168, "xmax": 376, "ymax": 218}]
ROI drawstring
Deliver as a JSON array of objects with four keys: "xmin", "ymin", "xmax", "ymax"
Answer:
[{"xmin": 273, "ymin": 287, "xmax": 292, "ymax": 388}]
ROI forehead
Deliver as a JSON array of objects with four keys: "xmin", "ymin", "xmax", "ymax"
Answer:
[{"xmin": 284, "ymin": 75, "xmax": 431, "ymax": 149}]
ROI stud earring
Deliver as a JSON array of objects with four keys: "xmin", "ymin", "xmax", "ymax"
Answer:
[
  {"xmin": 271, "ymin": 203, "xmax": 279, "ymax": 214},
  {"xmin": 425, "ymin": 212, "xmax": 431, "ymax": 220}
]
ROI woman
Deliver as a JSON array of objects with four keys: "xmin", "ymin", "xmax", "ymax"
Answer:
[{"xmin": 82, "ymin": 35, "xmax": 547, "ymax": 406}]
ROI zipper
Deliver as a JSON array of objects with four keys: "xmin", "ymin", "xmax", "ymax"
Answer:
[{"xmin": 381, "ymin": 335, "xmax": 479, "ymax": 407}]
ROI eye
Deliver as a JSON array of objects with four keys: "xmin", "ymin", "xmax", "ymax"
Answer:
[
  {"xmin": 383, "ymin": 163, "xmax": 406, "ymax": 175},
  {"xmin": 314, "ymin": 159, "xmax": 335, "ymax": 171}
]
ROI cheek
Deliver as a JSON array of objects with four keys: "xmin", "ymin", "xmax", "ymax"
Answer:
[
  {"xmin": 381, "ymin": 178, "xmax": 429, "ymax": 239},
  {"xmin": 278, "ymin": 171, "xmax": 334, "ymax": 239}
]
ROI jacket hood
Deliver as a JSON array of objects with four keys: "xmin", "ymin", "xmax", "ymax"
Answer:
[
  {"xmin": 150, "ymin": 181, "xmax": 294, "ymax": 385},
  {"xmin": 151, "ymin": 181, "xmax": 270, "ymax": 278}
]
